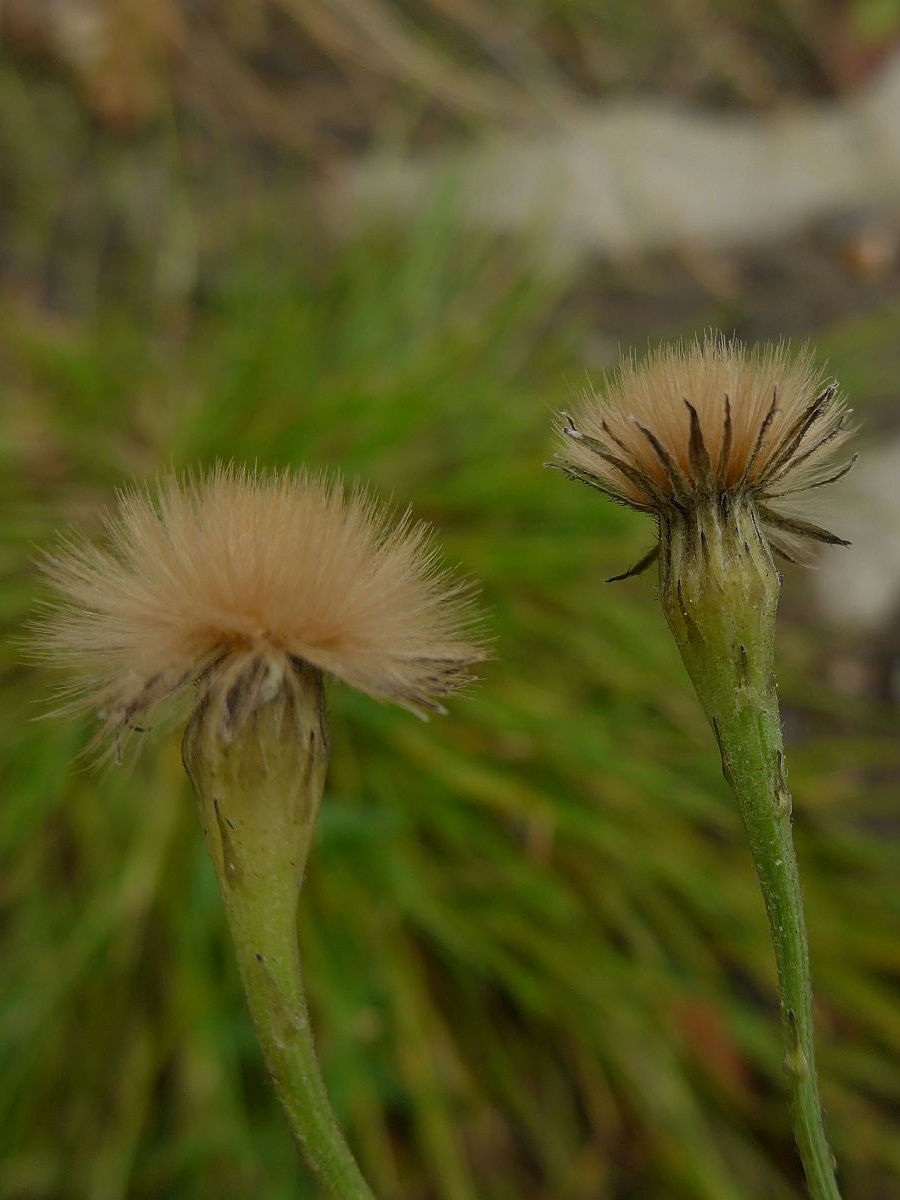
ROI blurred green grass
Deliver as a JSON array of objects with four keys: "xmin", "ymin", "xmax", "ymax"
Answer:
[{"xmin": 2, "ymin": 59, "xmax": 900, "ymax": 1200}]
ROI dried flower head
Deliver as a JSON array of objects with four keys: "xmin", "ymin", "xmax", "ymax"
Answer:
[
  {"xmin": 32, "ymin": 464, "xmax": 485, "ymax": 757},
  {"xmin": 554, "ymin": 335, "xmax": 855, "ymax": 579}
]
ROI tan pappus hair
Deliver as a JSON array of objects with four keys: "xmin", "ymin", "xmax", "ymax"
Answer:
[
  {"xmin": 31, "ymin": 463, "xmax": 487, "ymax": 759},
  {"xmin": 553, "ymin": 334, "xmax": 856, "ymax": 577}
]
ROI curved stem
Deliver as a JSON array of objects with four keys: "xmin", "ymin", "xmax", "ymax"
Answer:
[
  {"xmin": 708, "ymin": 676, "xmax": 839, "ymax": 1200},
  {"xmin": 183, "ymin": 667, "xmax": 376, "ymax": 1200},
  {"xmin": 221, "ymin": 865, "xmax": 376, "ymax": 1200},
  {"xmin": 660, "ymin": 501, "xmax": 840, "ymax": 1200}
]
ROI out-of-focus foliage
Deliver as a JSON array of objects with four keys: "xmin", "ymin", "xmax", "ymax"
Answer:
[
  {"xmin": 3, "ymin": 0, "xmax": 900, "ymax": 150},
  {"xmin": 2, "ymin": 11, "xmax": 900, "ymax": 1200}
]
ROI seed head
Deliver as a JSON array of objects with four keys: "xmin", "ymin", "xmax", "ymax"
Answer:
[
  {"xmin": 554, "ymin": 335, "xmax": 855, "ymax": 579},
  {"xmin": 31, "ymin": 464, "xmax": 485, "ymax": 758}
]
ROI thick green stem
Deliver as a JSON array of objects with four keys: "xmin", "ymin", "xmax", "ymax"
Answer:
[
  {"xmin": 183, "ymin": 663, "xmax": 376, "ymax": 1200},
  {"xmin": 660, "ymin": 498, "xmax": 840, "ymax": 1200}
]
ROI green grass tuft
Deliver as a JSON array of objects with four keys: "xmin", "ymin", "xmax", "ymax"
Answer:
[{"xmin": 2, "ymin": 143, "xmax": 900, "ymax": 1199}]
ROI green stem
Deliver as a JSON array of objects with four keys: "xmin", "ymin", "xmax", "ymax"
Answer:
[
  {"xmin": 217, "ymin": 854, "xmax": 375, "ymax": 1200},
  {"xmin": 660, "ymin": 499, "xmax": 840, "ymax": 1200},
  {"xmin": 183, "ymin": 666, "xmax": 376, "ymax": 1200}
]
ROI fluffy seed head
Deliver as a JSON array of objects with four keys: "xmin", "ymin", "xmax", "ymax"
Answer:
[
  {"xmin": 31, "ymin": 464, "xmax": 485, "ymax": 757},
  {"xmin": 554, "ymin": 335, "xmax": 855, "ymax": 574}
]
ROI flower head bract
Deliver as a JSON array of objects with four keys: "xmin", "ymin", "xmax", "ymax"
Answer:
[{"xmin": 554, "ymin": 335, "xmax": 855, "ymax": 579}]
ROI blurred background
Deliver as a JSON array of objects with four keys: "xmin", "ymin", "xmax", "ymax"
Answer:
[{"xmin": 3, "ymin": 2, "xmax": 900, "ymax": 1198}]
